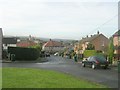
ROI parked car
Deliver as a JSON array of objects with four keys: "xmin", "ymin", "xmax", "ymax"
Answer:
[
  {"xmin": 54, "ymin": 52, "xmax": 59, "ymax": 56},
  {"xmin": 82, "ymin": 56, "xmax": 109, "ymax": 69},
  {"xmin": 45, "ymin": 53, "xmax": 50, "ymax": 57}
]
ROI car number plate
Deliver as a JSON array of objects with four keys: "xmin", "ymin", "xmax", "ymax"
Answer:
[{"xmin": 100, "ymin": 65, "xmax": 105, "ymax": 66}]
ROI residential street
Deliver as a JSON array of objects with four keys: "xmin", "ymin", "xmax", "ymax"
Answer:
[{"xmin": 2, "ymin": 55, "xmax": 118, "ymax": 88}]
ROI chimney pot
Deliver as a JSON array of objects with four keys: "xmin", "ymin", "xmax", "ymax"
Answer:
[{"xmin": 97, "ymin": 31, "xmax": 100, "ymax": 34}]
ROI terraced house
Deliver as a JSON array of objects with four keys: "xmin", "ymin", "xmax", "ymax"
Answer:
[
  {"xmin": 74, "ymin": 31, "xmax": 109, "ymax": 54},
  {"xmin": 0, "ymin": 28, "xmax": 3, "ymax": 60}
]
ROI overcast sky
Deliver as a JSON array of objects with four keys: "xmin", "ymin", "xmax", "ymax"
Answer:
[{"xmin": 0, "ymin": 0, "xmax": 119, "ymax": 40}]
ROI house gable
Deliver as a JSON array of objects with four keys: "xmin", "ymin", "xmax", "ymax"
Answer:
[
  {"xmin": 76, "ymin": 33, "xmax": 109, "ymax": 52},
  {"xmin": 91, "ymin": 34, "xmax": 109, "ymax": 51}
]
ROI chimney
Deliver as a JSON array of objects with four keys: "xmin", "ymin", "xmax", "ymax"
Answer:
[
  {"xmin": 29, "ymin": 35, "xmax": 32, "ymax": 41},
  {"xmin": 86, "ymin": 35, "xmax": 88, "ymax": 38},
  {"xmin": 97, "ymin": 31, "xmax": 100, "ymax": 34}
]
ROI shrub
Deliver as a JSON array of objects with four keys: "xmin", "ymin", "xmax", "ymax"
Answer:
[
  {"xmin": 84, "ymin": 50, "xmax": 105, "ymax": 58},
  {"xmin": 84, "ymin": 50, "xmax": 97, "ymax": 58},
  {"xmin": 2, "ymin": 50, "xmax": 8, "ymax": 59}
]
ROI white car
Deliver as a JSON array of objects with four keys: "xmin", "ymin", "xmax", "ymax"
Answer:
[{"xmin": 54, "ymin": 52, "xmax": 59, "ymax": 56}]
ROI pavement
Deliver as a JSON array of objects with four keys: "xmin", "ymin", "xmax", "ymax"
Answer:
[
  {"xmin": 2, "ymin": 55, "xmax": 119, "ymax": 88},
  {"xmin": 2, "ymin": 57, "xmax": 48, "ymax": 63}
]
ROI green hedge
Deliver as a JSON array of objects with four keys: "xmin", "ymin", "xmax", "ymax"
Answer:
[
  {"xmin": 83, "ymin": 50, "xmax": 104, "ymax": 58},
  {"xmin": 84, "ymin": 50, "xmax": 96, "ymax": 58},
  {"xmin": 8, "ymin": 47, "xmax": 39, "ymax": 60}
]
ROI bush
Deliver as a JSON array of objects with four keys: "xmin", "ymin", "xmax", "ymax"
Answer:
[
  {"xmin": 84, "ymin": 50, "xmax": 96, "ymax": 58},
  {"xmin": 84, "ymin": 50, "xmax": 104, "ymax": 58},
  {"xmin": 8, "ymin": 47, "xmax": 39, "ymax": 60},
  {"xmin": 2, "ymin": 50, "xmax": 8, "ymax": 59}
]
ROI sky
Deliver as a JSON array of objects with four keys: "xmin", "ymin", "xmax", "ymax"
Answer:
[{"xmin": 0, "ymin": 0, "xmax": 119, "ymax": 40}]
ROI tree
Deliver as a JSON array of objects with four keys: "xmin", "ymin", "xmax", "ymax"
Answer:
[
  {"xmin": 86, "ymin": 43, "xmax": 95, "ymax": 50},
  {"xmin": 29, "ymin": 44, "xmax": 42, "ymax": 52},
  {"xmin": 108, "ymin": 38, "xmax": 114, "ymax": 64}
]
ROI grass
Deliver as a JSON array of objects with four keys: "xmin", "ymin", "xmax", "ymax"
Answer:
[
  {"xmin": 0, "ymin": 68, "xmax": 2, "ymax": 89},
  {"xmin": 2, "ymin": 68, "xmax": 107, "ymax": 88}
]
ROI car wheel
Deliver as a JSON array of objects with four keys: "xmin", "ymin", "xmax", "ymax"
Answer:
[
  {"xmin": 104, "ymin": 66, "xmax": 107, "ymax": 69},
  {"xmin": 82, "ymin": 63, "xmax": 85, "ymax": 67},
  {"xmin": 92, "ymin": 64, "xmax": 96, "ymax": 69}
]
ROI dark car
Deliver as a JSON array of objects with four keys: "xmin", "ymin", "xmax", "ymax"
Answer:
[
  {"xmin": 82, "ymin": 56, "xmax": 109, "ymax": 69},
  {"xmin": 45, "ymin": 53, "xmax": 50, "ymax": 57}
]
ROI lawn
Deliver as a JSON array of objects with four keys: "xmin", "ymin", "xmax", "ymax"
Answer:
[
  {"xmin": 2, "ymin": 68, "xmax": 107, "ymax": 88},
  {"xmin": 0, "ymin": 68, "xmax": 2, "ymax": 89}
]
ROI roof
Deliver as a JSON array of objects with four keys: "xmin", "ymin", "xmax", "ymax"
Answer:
[
  {"xmin": 113, "ymin": 30, "xmax": 120, "ymax": 36},
  {"xmin": 17, "ymin": 41, "xmax": 37, "ymax": 47},
  {"xmin": 43, "ymin": 40, "xmax": 63, "ymax": 47},
  {"xmin": 79, "ymin": 34, "xmax": 107, "ymax": 43},
  {"xmin": 3, "ymin": 37, "xmax": 17, "ymax": 44}
]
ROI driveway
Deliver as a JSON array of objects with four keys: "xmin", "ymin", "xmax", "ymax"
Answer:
[{"xmin": 2, "ymin": 55, "xmax": 118, "ymax": 88}]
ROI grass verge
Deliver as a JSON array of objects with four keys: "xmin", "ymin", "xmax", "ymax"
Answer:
[{"xmin": 2, "ymin": 68, "xmax": 107, "ymax": 88}]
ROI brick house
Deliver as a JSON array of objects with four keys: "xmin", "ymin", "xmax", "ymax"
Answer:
[
  {"xmin": 113, "ymin": 30, "xmax": 120, "ymax": 47},
  {"xmin": 74, "ymin": 31, "xmax": 109, "ymax": 54},
  {"xmin": 42, "ymin": 39, "xmax": 64, "ymax": 53},
  {"xmin": 113, "ymin": 30, "xmax": 120, "ymax": 60},
  {"xmin": 0, "ymin": 28, "xmax": 3, "ymax": 60}
]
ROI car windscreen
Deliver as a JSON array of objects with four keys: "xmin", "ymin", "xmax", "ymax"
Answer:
[{"xmin": 94, "ymin": 56, "xmax": 106, "ymax": 61}]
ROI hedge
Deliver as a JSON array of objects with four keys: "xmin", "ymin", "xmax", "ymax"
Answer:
[
  {"xmin": 8, "ymin": 47, "xmax": 39, "ymax": 60},
  {"xmin": 84, "ymin": 50, "xmax": 96, "ymax": 58},
  {"xmin": 83, "ymin": 50, "xmax": 104, "ymax": 58}
]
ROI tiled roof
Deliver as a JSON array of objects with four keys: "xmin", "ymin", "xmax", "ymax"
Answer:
[
  {"xmin": 17, "ymin": 41, "xmax": 37, "ymax": 47},
  {"xmin": 79, "ymin": 34, "xmax": 104, "ymax": 43},
  {"xmin": 43, "ymin": 40, "xmax": 63, "ymax": 47},
  {"xmin": 3, "ymin": 37, "xmax": 17, "ymax": 44}
]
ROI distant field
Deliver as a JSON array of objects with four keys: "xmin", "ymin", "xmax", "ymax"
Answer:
[{"xmin": 2, "ymin": 68, "xmax": 107, "ymax": 88}]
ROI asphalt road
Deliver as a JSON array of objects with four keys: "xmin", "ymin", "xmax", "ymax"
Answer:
[{"xmin": 2, "ymin": 55, "xmax": 118, "ymax": 88}]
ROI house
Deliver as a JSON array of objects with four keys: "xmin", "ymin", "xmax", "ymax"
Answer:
[
  {"xmin": 113, "ymin": 30, "xmax": 120, "ymax": 60},
  {"xmin": 16, "ymin": 35, "xmax": 38, "ymax": 47},
  {"xmin": 0, "ymin": 28, "xmax": 3, "ymax": 60},
  {"xmin": 42, "ymin": 39, "xmax": 64, "ymax": 53},
  {"xmin": 3, "ymin": 37, "xmax": 17, "ymax": 50},
  {"xmin": 74, "ymin": 31, "xmax": 109, "ymax": 54},
  {"xmin": 17, "ymin": 40, "xmax": 37, "ymax": 47},
  {"xmin": 113, "ymin": 30, "xmax": 120, "ymax": 47}
]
